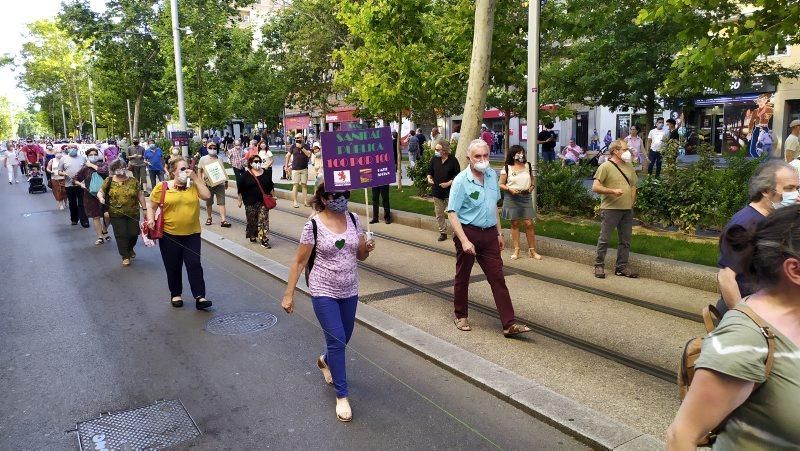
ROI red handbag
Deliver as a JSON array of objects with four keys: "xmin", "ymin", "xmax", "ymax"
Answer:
[
  {"xmin": 143, "ymin": 181, "xmax": 167, "ymax": 239},
  {"xmin": 250, "ymin": 170, "xmax": 276, "ymax": 209}
]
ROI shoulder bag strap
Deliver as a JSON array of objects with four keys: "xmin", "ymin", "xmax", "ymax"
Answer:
[
  {"xmin": 250, "ymin": 169, "xmax": 268, "ymax": 196},
  {"xmin": 732, "ymin": 304, "xmax": 776, "ymax": 379},
  {"xmin": 348, "ymin": 212, "xmax": 357, "ymax": 227},
  {"xmin": 159, "ymin": 181, "xmax": 168, "ymax": 208},
  {"xmin": 701, "ymin": 304, "xmax": 722, "ymax": 333},
  {"xmin": 609, "ymin": 161, "xmax": 631, "ymax": 186}
]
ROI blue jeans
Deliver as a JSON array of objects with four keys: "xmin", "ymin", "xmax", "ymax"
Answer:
[{"xmin": 312, "ymin": 295, "xmax": 359, "ymax": 397}]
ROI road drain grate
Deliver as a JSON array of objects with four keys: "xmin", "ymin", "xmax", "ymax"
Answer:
[
  {"xmin": 76, "ymin": 399, "xmax": 200, "ymax": 450},
  {"xmin": 205, "ymin": 311, "xmax": 278, "ymax": 336}
]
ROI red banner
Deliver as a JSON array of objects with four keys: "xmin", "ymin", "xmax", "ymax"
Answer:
[{"xmin": 284, "ymin": 115, "xmax": 310, "ymax": 130}]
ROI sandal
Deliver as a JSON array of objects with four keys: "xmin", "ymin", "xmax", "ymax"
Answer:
[
  {"xmin": 317, "ymin": 355, "xmax": 333, "ymax": 385},
  {"xmin": 454, "ymin": 317, "xmax": 471, "ymax": 331},
  {"xmin": 510, "ymin": 248, "xmax": 520, "ymax": 260},
  {"xmin": 528, "ymin": 248, "xmax": 542, "ymax": 260},
  {"xmin": 503, "ymin": 323, "xmax": 532, "ymax": 338},
  {"xmin": 260, "ymin": 240, "xmax": 271, "ymax": 249},
  {"xmin": 95, "ymin": 238, "xmax": 105, "ymax": 246},
  {"xmin": 336, "ymin": 397, "xmax": 352, "ymax": 422},
  {"xmin": 205, "ymin": 218, "xmax": 213, "ymax": 225},
  {"xmin": 104, "ymin": 234, "xmax": 111, "ymax": 241},
  {"xmin": 171, "ymin": 297, "xmax": 183, "ymax": 308},
  {"xmin": 220, "ymin": 221, "xmax": 232, "ymax": 228}
]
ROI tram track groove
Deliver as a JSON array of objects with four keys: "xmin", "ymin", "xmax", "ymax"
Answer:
[{"xmin": 204, "ymin": 205, "xmax": 678, "ymax": 384}]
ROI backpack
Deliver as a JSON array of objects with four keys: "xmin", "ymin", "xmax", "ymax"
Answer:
[
  {"xmin": 678, "ymin": 302, "xmax": 775, "ymax": 445},
  {"xmin": 304, "ymin": 212, "xmax": 358, "ymax": 287},
  {"xmin": 89, "ymin": 171, "xmax": 104, "ymax": 196}
]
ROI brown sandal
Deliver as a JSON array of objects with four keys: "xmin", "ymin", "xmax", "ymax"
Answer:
[
  {"xmin": 317, "ymin": 355, "xmax": 333, "ymax": 385},
  {"xmin": 503, "ymin": 323, "xmax": 532, "ymax": 338},
  {"xmin": 454, "ymin": 317, "xmax": 471, "ymax": 331}
]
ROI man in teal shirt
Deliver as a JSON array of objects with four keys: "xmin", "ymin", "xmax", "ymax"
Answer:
[{"xmin": 447, "ymin": 139, "xmax": 532, "ymax": 337}]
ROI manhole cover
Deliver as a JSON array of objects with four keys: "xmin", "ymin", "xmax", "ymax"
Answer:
[
  {"xmin": 205, "ymin": 311, "xmax": 278, "ymax": 336},
  {"xmin": 76, "ymin": 399, "xmax": 200, "ymax": 450}
]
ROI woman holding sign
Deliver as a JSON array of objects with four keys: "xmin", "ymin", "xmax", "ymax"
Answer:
[
  {"xmin": 281, "ymin": 183, "xmax": 376, "ymax": 423},
  {"xmin": 237, "ymin": 155, "xmax": 275, "ymax": 248}
]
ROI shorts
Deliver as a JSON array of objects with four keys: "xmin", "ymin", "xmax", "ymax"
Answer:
[
  {"xmin": 207, "ymin": 183, "xmax": 226, "ymax": 205},
  {"xmin": 291, "ymin": 169, "xmax": 308, "ymax": 185}
]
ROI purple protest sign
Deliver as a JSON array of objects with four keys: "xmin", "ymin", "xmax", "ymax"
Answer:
[{"xmin": 320, "ymin": 126, "xmax": 396, "ymax": 191}]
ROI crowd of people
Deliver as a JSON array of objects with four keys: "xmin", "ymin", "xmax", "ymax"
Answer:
[{"xmin": 4, "ymin": 121, "xmax": 800, "ymax": 444}]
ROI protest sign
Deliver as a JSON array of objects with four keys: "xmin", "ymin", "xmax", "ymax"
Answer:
[{"xmin": 320, "ymin": 126, "xmax": 395, "ymax": 192}]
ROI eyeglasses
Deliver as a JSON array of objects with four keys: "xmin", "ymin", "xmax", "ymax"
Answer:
[{"xmin": 177, "ymin": 167, "xmax": 188, "ymax": 171}]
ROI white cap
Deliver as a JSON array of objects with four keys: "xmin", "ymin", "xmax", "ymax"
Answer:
[{"xmin": 313, "ymin": 141, "xmax": 321, "ymax": 149}]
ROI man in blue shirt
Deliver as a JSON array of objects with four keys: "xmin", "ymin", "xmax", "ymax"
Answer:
[
  {"xmin": 447, "ymin": 139, "xmax": 532, "ymax": 337},
  {"xmin": 143, "ymin": 139, "xmax": 164, "ymax": 194}
]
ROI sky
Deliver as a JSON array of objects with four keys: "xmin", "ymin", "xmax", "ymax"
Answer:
[{"xmin": 0, "ymin": 0, "xmax": 107, "ymax": 110}]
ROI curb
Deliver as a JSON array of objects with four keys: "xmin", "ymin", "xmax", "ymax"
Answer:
[
  {"xmin": 200, "ymin": 228, "xmax": 665, "ymax": 450},
  {"xmin": 266, "ymin": 187, "xmax": 717, "ymax": 292}
]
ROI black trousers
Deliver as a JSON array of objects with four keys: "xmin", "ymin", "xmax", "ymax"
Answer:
[
  {"xmin": 66, "ymin": 185, "xmax": 88, "ymax": 225},
  {"xmin": 109, "ymin": 216, "xmax": 139, "ymax": 259},
  {"xmin": 372, "ymin": 185, "xmax": 391, "ymax": 221},
  {"xmin": 158, "ymin": 233, "xmax": 206, "ymax": 299}
]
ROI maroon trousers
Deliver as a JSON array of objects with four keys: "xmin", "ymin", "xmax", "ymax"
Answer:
[{"xmin": 454, "ymin": 225, "xmax": 516, "ymax": 329}]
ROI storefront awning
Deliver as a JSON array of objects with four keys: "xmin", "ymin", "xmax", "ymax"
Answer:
[{"xmin": 325, "ymin": 108, "xmax": 358, "ymax": 123}]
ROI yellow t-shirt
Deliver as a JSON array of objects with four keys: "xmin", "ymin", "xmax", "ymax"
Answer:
[{"xmin": 150, "ymin": 182, "xmax": 201, "ymax": 236}]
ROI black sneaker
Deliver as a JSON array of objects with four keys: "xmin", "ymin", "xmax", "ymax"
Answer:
[
  {"xmin": 261, "ymin": 240, "xmax": 271, "ymax": 249},
  {"xmin": 437, "ymin": 233, "xmax": 447, "ymax": 242},
  {"xmin": 615, "ymin": 268, "xmax": 639, "ymax": 278},
  {"xmin": 369, "ymin": 219, "xmax": 379, "ymax": 224},
  {"xmin": 195, "ymin": 298, "xmax": 212, "ymax": 310}
]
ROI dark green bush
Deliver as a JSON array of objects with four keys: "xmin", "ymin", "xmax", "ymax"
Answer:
[
  {"xmin": 407, "ymin": 147, "xmax": 435, "ymax": 196},
  {"xmin": 536, "ymin": 160, "xmax": 595, "ymax": 216}
]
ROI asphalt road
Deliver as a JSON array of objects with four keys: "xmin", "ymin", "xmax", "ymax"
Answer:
[{"xmin": 0, "ymin": 178, "xmax": 581, "ymax": 450}]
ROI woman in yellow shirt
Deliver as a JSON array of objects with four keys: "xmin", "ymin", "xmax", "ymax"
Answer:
[{"xmin": 147, "ymin": 157, "xmax": 213, "ymax": 309}]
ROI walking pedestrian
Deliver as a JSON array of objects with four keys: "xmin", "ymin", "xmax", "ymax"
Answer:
[
  {"xmin": 147, "ymin": 157, "xmax": 213, "ymax": 310},
  {"xmin": 103, "ymin": 139, "xmax": 119, "ymax": 163},
  {"xmin": 647, "ymin": 118, "xmax": 666, "ymax": 177},
  {"xmin": 480, "ymin": 124, "xmax": 494, "ymax": 152},
  {"xmin": 785, "ymin": 120, "xmax": 800, "ymax": 162},
  {"xmin": 406, "ymin": 129, "xmax": 420, "ymax": 168},
  {"xmin": 98, "ymin": 159, "xmax": 145, "ymax": 266},
  {"xmin": 58, "ymin": 144, "xmax": 89, "ymax": 227},
  {"xmin": 667, "ymin": 205, "xmax": 800, "ymax": 450},
  {"xmin": 309, "ymin": 142, "xmax": 322, "ymax": 187},
  {"xmin": 258, "ymin": 140, "xmax": 274, "ymax": 170},
  {"xmin": 427, "ymin": 140, "xmax": 460, "ymax": 241},
  {"xmin": 46, "ymin": 148, "xmax": 66, "ymax": 209},
  {"xmin": 127, "ymin": 138, "xmax": 147, "ymax": 190},
  {"xmin": 537, "ymin": 122, "xmax": 557, "ymax": 162},
  {"xmin": 603, "ymin": 130, "xmax": 613, "ymax": 150},
  {"xmin": 756, "ymin": 126, "xmax": 773, "ymax": 156},
  {"xmin": 446, "ymin": 139, "xmax": 532, "ymax": 337},
  {"xmin": 590, "ymin": 129, "xmax": 600, "ymax": 151},
  {"xmin": 499, "ymin": 145, "xmax": 541, "ymax": 260},
  {"xmin": 287, "ymin": 133, "xmax": 311, "ymax": 208},
  {"xmin": 21, "ymin": 138, "xmax": 44, "ymax": 179},
  {"xmin": 73, "ymin": 148, "xmax": 110, "ymax": 245},
  {"xmin": 624, "ymin": 125, "xmax": 644, "ymax": 170},
  {"xmin": 716, "ymin": 161, "xmax": 798, "ymax": 316},
  {"xmin": 198, "ymin": 143, "xmax": 231, "ymax": 228},
  {"xmin": 237, "ymin": 155, "xmax": 274, "ymax": 248},
  {"xmin": 144, "ymin": 139, "xmax": 164, "ymax": 192},
  {"xmin": 3, "ymin": 144, "xmax": 20, "ymax": 184},
  {"xmin": 281, "ymin": 183, "xmax": 376, "ymax": 422},
  {"xmin": 226, "ymin": 138, "xmax": 246, "ymax": 184},
  {"xmin": 592, "ymin": 139, "xmax": 638, "ymax": 279}
]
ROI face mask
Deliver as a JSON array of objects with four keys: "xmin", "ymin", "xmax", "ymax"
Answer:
[
  {"xmin": 251, "ymin": 163, "xmax": 262, "ymax": 170},
  {"xmin": 133, "ymin": 142, "xmax": 139, "ymax": 146},
  {"xmin": 326, "ymin": 196, "xmax": 349, "ymax": 213},
  {"xmin": 69, "ymin": 149, "xmax": 78, "ymax": 157},
  {"xmin": 472, "ymin": 160, "xmax": 490, "ymax": 173},
  {"xmin": 114, "ymin": 169, "xmax": 127, "ymax": 176},
  {"xmin": 177, "ymin": 172, "xmax": 188, "ymax": 184},
  {"xmin": 621, "ymin": 151, "xmax": 633, "ymax": 163},
  {"xmin": 88, "ymin": 155, "xmax": 100, "ymax": 163},
  {"xmin": 208, "ymin": 149, "xmax": 218, "ymax": 156},
  {"xmin": 774, "ymin": 190, "xmax": 800, "ymax": 209},
  {"xmin": 434, "ymin": 151, "xmax": 441, "ymax": 157},
  {"xmin": 149, "ymin": 144, "xmax": 155, "ymax": 149},
  {"xmin": 514, "ymin": 154, "xmax": 525, "ymax": 162},
  {"xmin": 656, "ymin": 124, "xmax": 664, "ymax": 130}
]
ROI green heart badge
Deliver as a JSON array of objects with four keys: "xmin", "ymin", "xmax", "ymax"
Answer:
[
  {"xmin": 334, "ymin": 239, "xmax": 345, "ymax": 250},
  {"xmin": 469, "ymin": 191, "xmax": 480, "ymax": 200}
]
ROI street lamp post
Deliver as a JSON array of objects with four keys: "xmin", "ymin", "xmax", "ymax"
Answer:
[
  {"xmin": 170, "ymin": 0, "xmax": 189, "ymax": 158},
  {"xmin": 88, "ymin": 75, "xmax": 97, "ymax": 141},
  {"xmin": 61, "ymin": 101, "xmax": 68, "ymax": 139},
  {"xmin": 526, "ymin": 0, "xmax": 541, "ymax": 215}
]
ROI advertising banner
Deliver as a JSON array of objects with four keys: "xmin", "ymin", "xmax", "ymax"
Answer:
[{"xmin": 320, "ymin": 126, "xmax": 396, "ymax": 192}]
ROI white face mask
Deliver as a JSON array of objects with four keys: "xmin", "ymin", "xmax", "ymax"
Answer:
[
  {"xmin": 114, "ymin": 169, "xmax": 127, "ymax": 176},
  {"xmin": 208, "ymin": 149, "xmax": 218, "ymax": 156},
  {"xmin": 177, "ymin": 172, "xmax": 188, "ymax": 184},
  {"xmin": 774, "ymin": 190, "xmax": 800, "ymax": 209},
  {"xmin": 472, "ymin": 160, "xmax": 490, "ymax": 173},
  {"xmin": 621, "ymin": 151, "xmax": 633, "ymax": 163},
  {"xmin": 251, "ymin": 163, "xmax": 262, "ymax": 170},
  {"xmin": 514, "ymin": 154, "xmax": 525, "ymax": 162}
]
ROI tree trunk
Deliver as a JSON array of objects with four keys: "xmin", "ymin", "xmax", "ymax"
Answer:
[
  {"xmin": 132, "ymin": 82, "xmax": 146, "ymax": 138},
  {"xmin": 396, "ymin": 111, "xmax": 403, "ymax": 191},
  {"xmin": 455, "ymin": 0, "xmax": 497, "ymax": 169}
]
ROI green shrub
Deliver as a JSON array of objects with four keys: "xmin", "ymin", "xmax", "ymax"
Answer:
[
  {"xmin": 406, "ymin": 147, "xmax": 435, "ymax": 197},
  {"xmin": 536, "ymin": 161, "xmax": 595, "ymax": 216}
]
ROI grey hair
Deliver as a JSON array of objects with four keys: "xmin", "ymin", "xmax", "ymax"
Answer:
[
  {"xmin": 749, "ymin": 160, "xmax": 795, "ymax": 202},
  {"xmin": 468, "ymin": 138, "xmax": 489, "ymax": 155}
]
